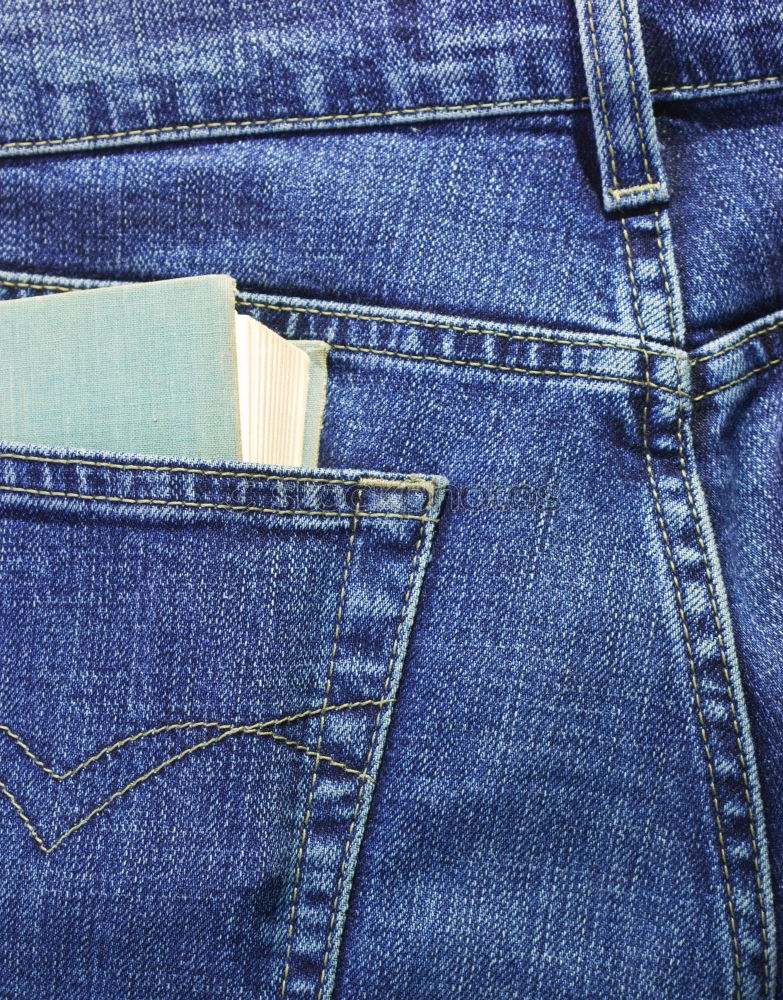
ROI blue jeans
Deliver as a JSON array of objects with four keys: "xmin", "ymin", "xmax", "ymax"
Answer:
[{"xmin": 0, "ymin": 1, "xmax": 782, "ymax": 997}]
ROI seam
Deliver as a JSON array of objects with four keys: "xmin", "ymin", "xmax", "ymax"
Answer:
[
  {"xmin": 335, "ymin": 342, "xmax": 779, "ymax": 401},
  {"xmin": 626, "ymin": 211, "xmax": 743, "ymax": 999},
  {"xmin": 0, "ymin": 95, "xmax": 587, "ymax": 151},
  {"xmin": 331, "ymin": 344, "xmax": 685, "ymax": 394},
  {"xmin": 0, "ymin": 76, "xmax": 778, "ymax": 152},
  {"xmin": 619, "ymin": 0, "xmax": 655, "ymax": 187},
  {"xmin": 0, "ymin": 484, "xmax": 436, "ymax": 521},
  {"xmin": 279, "ymin": 491, "xmax": 362, "ymax": 999},
  {"xmin": 668, "ymin": 320, "xmax": 772, "ymax": 993},
  {"xmin": 693, "ymin": 359, "xmax": 782, "ymax": 401},
  {"xmin": 0, "ymin": 449, "xmax": 417, "ymax": 490},
  {"xmin": 609, "ymin": 181, "xmax": 661, "ymax": 198},
  {"xmin": 585, "ymin": 0, "xmax": 622, "ymax": 187},
  {"xmin": 0, "ymin": 278, "xmax": 678, "ymax": 358},
  {"xmin": 0, "ymin": 717, "xmax": 374, "ymax": 855},
  {"xmin": 0, "ymin": 454, "xmax": 433, "ymax": 499},
  {"xmin": 693, "ymin": 319, "xmax": 783, "ymax": 363},
  {"xmin": 0, "ymin": 698, "xmax": 391, "ymax": 780},
  {"xmin": 652, "ymin": 76, "xmax": 782, "ymax": 95},
  {"xmin": 236, "ymin": 299, "xmax": 677, "ymax": 357},
  {"xmin": 2, "ymin": 282, "xmax": 778, "ymax": 398},
  {"xmin": 0, "ymin": 277, "xmax": 73, "ymax": 292},
  {"xmin": 315, "ymin": 490, "xmax": 433, "ymax": 1000}
]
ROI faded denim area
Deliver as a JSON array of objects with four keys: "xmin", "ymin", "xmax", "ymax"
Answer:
[{"xmin": 0, "ymin": 1, "xmax": 782, "ymax": 999}]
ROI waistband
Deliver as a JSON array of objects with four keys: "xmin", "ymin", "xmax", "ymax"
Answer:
[{"xmin": 0, "ymin": 0, "xmax": 780, "ymax": 159}]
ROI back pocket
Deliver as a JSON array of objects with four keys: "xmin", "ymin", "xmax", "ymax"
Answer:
[{"xmin": 0, "ymin": 442, "xmax": 445, "ymax": 1000}]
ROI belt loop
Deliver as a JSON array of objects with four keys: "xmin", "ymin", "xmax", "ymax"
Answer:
[{"xmin": 574, "ymin": 0, "xmax": 669, "ymax": 213}]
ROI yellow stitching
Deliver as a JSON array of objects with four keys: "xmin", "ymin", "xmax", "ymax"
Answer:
[
  {"xmin": 585, "ymin": 0, "xmax": 621, "ymax": 187},
  {"xmin": 0, "ymin": 698, "xmax": 392, "ymax": 780},
  {"xmin": 264, "ymin": 732, "xmax": 372, "ymax": 780},
  {"xmin": 651, "ymin": 76, "xmax": 782, "ymax": 95},
  {"xmin": 3, "ymin": 274, "xmax": 777, "ymax": 368},
  {"xmin": 0, "ymin": 95, "xmax": 586, "ymax": 151},
  {"xmin": 693, "ymin": 319, "xmax": 783, "ymax": 363},
  {"xmin": 236, "ymin": 298, "xmax": 677, "ymax": 357},
  {"xmin": 693, "ymin": 359, "xmax": 782, "ymax": 401},
  {"xmin": 280, "ymin": 491, "xmax": 362, "ymax": 998},
  {"xmin": 331, "ymin": 344, "xmax": 685, "ymax": 394},
  {"xmin": 0, "ymin": 449, "xmax": 419, "ymax": 491},
  {"xmin": 619, "ymin": 0, "xmax": 655, "ymax": 185},
  {"xmin": 0, "ymin": 75, "xmax": 776, "ymax": 152},
  {"xmin": 625, "ymin": 213, "xmax": 744, "ymax": 1000},
  {"xmin": 609, "ymin": 181, "xmax": 661, "ymax": 198},
  {"xmin": 666, "ymin": 283, "xmax": 772, "ymax": 992},
  {"xmin": 0, "ymin": 278, "xmax": 678, "ymax": 358},
  {"xmin": 0, "ymin": 277, "xmax": 72, "ymax": 292},
  {"xmin": 0, "ymin": 484, "xmax": 436, "ymax": 521},
  {"xmin": 0, "ymin": 722, "xmax": 370, "ymax": 855},
  {"xmin": 316, "ymin": 488, "xmax": 432, "ymax": 999},
  {"xmin": 2, "ymin": 281, "xmax": 777, "ymax": 400},
  {"xmin": 0, "ymin": 781, "xmax": 46, "ymax": 852}
]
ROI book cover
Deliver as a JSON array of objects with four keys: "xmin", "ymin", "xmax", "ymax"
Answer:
[{"xmin": 0, "ymin": 275, "xmax": 242, "ymax": 461}]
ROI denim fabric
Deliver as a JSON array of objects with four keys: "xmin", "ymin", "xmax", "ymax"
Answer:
[
  {"xmin": 0, "ymin": 447, "xmax": 444, "ymax": 998},
  {"xmin": 0, "ymin": 0, "xmax": 780, "ymax": 156},
  {"xmin": 1, "ymin": 1, "xmax": 782, "ymax": 999}
]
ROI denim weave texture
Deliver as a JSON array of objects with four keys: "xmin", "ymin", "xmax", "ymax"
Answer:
[{"xmin": 0, "ymin": 0, "xmax": 782, "ymax": 998}]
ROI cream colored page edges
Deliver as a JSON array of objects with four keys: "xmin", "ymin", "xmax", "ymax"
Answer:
[{"xmin": 234, "ymin": 314, "xmax": 311, "ymax": 465}]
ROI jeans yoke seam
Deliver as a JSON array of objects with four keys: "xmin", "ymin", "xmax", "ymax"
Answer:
[
  {"xmin": 694, "ymin": 321, "xmax": 783, "ymax": 363},
  {"xmin": 0, "ymin": 77, "xmax": 777, "ymax": 152},
  {"xmin": 7, "ymin": 278, "xmax": 783, "ymax": 378}
]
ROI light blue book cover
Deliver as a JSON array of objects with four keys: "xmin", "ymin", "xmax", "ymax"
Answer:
[{"xmin": 0, "ymin": 275, "xmax": 242, "ymax": 461}]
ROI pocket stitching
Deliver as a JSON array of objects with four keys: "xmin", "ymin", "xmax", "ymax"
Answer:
[{"xmin": 0, "ymin": 697, "xmax": 387, "ymax": 855}]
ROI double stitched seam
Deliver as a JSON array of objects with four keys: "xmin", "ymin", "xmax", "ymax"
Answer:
[
  {"xmin": 6, "ymin": 277, "xmax": 783, "ymax": 391},
  {"xmin": 1, "ymin": 283, "xmax": 779, "ymax": 398},
  {"xmin": 0, "ymin": 449, "xmax": 413, "ymax": 490},
  {"xmin": 0, "ymin": 279, "xmax": 679, "ymax": 357},
  {"xmin": 0, "ymin": 699, "xmax": 385, "ymax": 855},
  {"xmin": 597, "ymin": 0, "xmax": 744, "ymax": 990},
  {"xmin": 315, "ymin": 494, "xmax": 433, "ymax": 1000},
  {"xmin": 658, "ymin": 248, "xmax": 772, "ymax": 992},
  {"xmin": 0, "ymin": 75, "xmax": 779, "ymax": 151},
  {"xmin": 279, "ymin": 491, "xmax": 362, "ymax": 999},
  {"xmin": 0, "ymin": 484, "xmax": 435, "ymax": 521},
  {"xmin": 630, "ymin": 225, "xmax": 744, "ymax": 999},
  {"xmin": 607, "ymin": 0, "xmax": 662, "ymax": 202},
  {"xmin": 235, "ymin": 299, "xmax": 677, "ymax": 357},
  {"xmin": 693, "ymin": 319, "xmax": 783, "ymax": 363},
  {"xmin": 693, "ymin": 360, "xmax": 783, "ymax": 401},
  {"xmin": 331, "ymin": 345, "xmax": 684, "ymax": 394}
]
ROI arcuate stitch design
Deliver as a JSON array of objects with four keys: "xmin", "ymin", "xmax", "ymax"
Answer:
[{"xmin": 0, "ymin": 697, "xmax": 391, "ymax": 855}]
